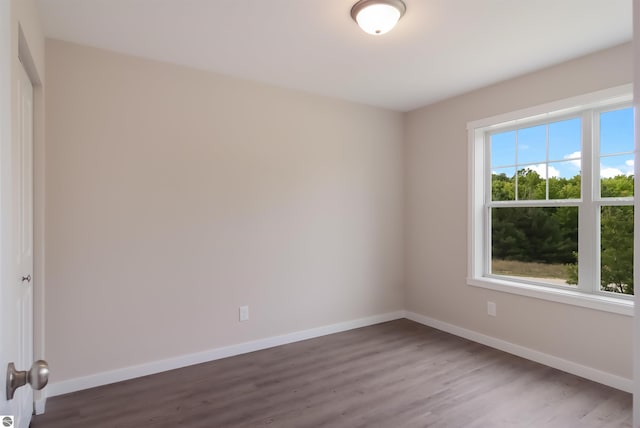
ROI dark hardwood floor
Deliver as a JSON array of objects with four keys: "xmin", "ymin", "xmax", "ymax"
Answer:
[{"xmin": 31, "ymin": 319, "xmax": 632, "ymax": 427}]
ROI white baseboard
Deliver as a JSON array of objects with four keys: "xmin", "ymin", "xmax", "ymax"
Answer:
[
  {"xmin": 46, "ymin": 310, "xmax": 405, "ymax": 397},
  {"xmin": 46, "ymin": 309, "xmax": 632, "ymax": 398},
  {"xmin": 405, "ymin": 311, "xmax": 633, "ymax": 393}
]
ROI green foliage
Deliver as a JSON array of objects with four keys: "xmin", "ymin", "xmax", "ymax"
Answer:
[
  {"xmin": 601, "ymin": 205, "xmax": 634, "ymax": 294},
  {"xmin": 602, "ymin": 175, "xmax": 634, "ymax": 197},
  {"xmin": 491, "ymin": 173, "xmax": 514, "ymax": 201},
  {"xmin": 492, "ymin": 206, "xmax": 577, "ymax": 265},
  {"xmin": 517, "ymin": 169, "xmax": 545, "ymax": 200},
  {"xmin": 491, "ymin": 169, "xmax": 634, "ymax": 295}
]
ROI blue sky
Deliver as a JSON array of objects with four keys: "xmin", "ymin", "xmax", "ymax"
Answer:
[{"xmin": 491, "ymin": 107, "xmax": 634, "ymax": 179}]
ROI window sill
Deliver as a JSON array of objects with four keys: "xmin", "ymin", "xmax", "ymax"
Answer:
[{"xmin": 467, "ymin": 276, "xmax": 633, "ymax": 316}]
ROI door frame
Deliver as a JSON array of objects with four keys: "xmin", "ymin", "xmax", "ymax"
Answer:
[
  {"xmin": 634, "ymin": 2, "xmax": 640, "ymax": 427},
  {"xmin": 0, "ymin": 0, "xmax": 14, "ymax": 417}
]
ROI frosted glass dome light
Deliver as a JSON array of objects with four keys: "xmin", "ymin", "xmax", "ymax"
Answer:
[{"xmin": 351, "ymin": 0, "xmax": 406, "ymax": 35}]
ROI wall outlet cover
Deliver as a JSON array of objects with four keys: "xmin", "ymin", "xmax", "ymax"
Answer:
[
  {"xmin": 239, "ymin": 305, "xmax": 249, "ymax": 321},
  {"xmin": 487, "ymin": 301, "xmax": 497, "ymax": 317}
]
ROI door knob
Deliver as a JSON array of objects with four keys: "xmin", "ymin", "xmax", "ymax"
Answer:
[
  {"xmin": 6, "ymin": 360, "xmax": 49, "ymax": 400},
  {"xmin": 21, "ymin": 275, "xmax": 31, "ymax": 283}
]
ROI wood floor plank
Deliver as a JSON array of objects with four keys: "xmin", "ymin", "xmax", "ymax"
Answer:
[{"xmin": 31, "ymin": 319, "xmax": 632, "ymax": 427}]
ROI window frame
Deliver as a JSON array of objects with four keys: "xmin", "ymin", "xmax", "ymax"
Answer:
[{"xmin": 467, "ymin": 85, "xmax": 634, "ymax": 316}]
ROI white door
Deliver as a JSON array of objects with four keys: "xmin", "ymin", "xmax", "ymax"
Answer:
[
  {"xmin": 14, "ymin": 61, "xmax": 35, "ymax": 428},
  {"xmin": 0, "ymin": 60, "xmax": 35, "ymax": 428}
]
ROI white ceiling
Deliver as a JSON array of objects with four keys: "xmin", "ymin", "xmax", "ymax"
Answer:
[{"xmin": 35, "ymin": 0, "xmax": 632, "ymax": 112}]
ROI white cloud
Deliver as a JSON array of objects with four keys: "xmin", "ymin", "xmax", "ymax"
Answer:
[
  {"xmin": 600, "ymin": 159, "xmax": 634, "ymax": 178},
  {"xmin": 563, "ymin": 151, "xmax": 581, "ymax": 168},
  {"xmin": 529, "ymin": 164, "xmax": 560, "ymax": 179},
  {"xmin": 547, "ymin": 165, "xmax": 561, "ymax": 178},
  {"xmin": 600, "ymin": 167, "xmax": 624, "ymax": 178}
]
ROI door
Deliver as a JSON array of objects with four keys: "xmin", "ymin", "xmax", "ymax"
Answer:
[
  {"xmin": 14, "ymin": 60, "xmax": 34, "ymax": 428},
  {"xmin": 0, "ymin": 60, "xmax": 35, "ymax": 428}
]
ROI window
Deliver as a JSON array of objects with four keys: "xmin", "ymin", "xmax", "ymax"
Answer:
[{"xmin": 468, "ymin": 86, "xmax": 634, "ymax": 315}]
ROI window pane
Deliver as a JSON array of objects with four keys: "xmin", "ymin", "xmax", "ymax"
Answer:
[
  {"xmin": 600, "ymin": 205, "xmax": 634, "ymax": 295},
  {"xmin": 549, "ymin": 118, "xmax": 581, "ymax": 162},
  {"xmin": 517, "ymin": 124, "xmax": 546, "ymax": 164},
  {"xmin": 600, "ymin": 107, "xmax": 634, "ymax": 155},
  {"xmin": 600, "ymin": 154, "xmax": 634, "ymax": 197},
  {"xmin": 548, "ymin": 161, "xmax": 581, "ymax": 200},
  {"xmin": 492, "ymin": 167, "xmax": 515, "ymax": 201},
  {"xmin": 491, "ymin": 130, "xmax": 516, "ymax": 167},
  {"xmin": 491, "ymin": 206, "xmax": 578, "ymax": 286},
  {"xmin": 517, "ymin": 168, "xmax": 546, "ymax": 200}
]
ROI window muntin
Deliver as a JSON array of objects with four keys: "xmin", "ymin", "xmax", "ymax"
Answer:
[
  {"xmin": 489, "ymin": 116, "xmax": 583, "ymax": 204},
  {"xmin": 483, "ymin": 104, "xmax": 634, "ymax": 298}
]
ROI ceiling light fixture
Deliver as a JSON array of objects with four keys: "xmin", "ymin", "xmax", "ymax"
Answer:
[{"xmin": 350, "ymin": 0, "xmax": 406, "ymax": 35}]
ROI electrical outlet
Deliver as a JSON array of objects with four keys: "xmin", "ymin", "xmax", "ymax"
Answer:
[
  {"xmin": 239, "ymin": 305, "xmax": 249, "ymax": 321},
  {"xmin": 487, "ymin": 301, "xmax": 496, "ymax": 317}
]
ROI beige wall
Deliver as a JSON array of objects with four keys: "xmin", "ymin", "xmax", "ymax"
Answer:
[
  {"xmin": 45, "ymin": 38, "xmax": 634, "ymax": 387},
  {"xmin": 405, "ymin": 43, "xmax": 633, "ymax": 378},
  {"xmin": 44, "ymin": 40, "xmax": 405, "ymax": 382}
]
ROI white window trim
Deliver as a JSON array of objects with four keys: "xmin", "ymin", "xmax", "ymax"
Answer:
[{"xmin": 467, "ymin": 84, "xmax": 634, "ymax": 317}]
